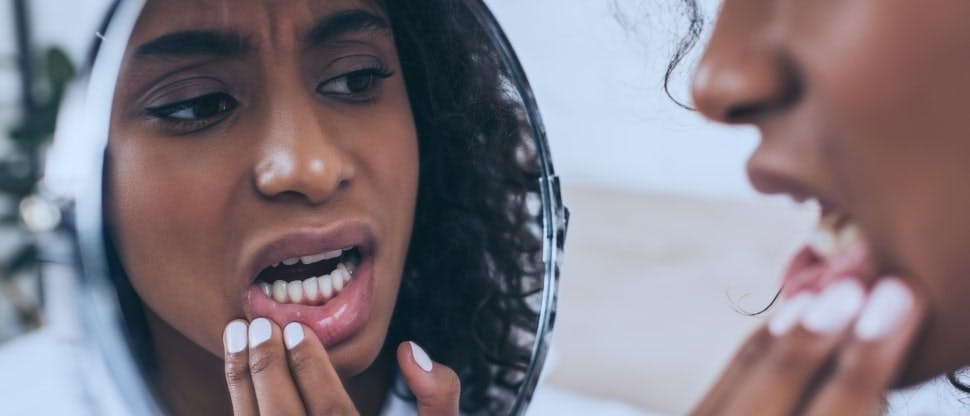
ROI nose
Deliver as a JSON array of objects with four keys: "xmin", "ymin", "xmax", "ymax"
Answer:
[
  {"xmin": 253, "ymin": 103, "xmax": 354, "ymax": 204},
  {"xmin": 690, "ymin": 3, "xmax": 801, "ymax": 124}
]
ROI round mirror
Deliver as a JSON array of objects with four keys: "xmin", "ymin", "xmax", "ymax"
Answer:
[{"xmin": 30, "ymin": 0, "xmax": 566, "ymax": 414}]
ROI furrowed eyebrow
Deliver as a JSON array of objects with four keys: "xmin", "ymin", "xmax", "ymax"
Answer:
[
  {"xmin": 305, "ymin": 9, "xmax": 391, "ymax": 46},
  {"xmin": 134, "ymin": 30, "xmax": 252, "ymax": 58}
]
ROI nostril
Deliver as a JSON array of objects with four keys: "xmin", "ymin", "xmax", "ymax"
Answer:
[
  {"xmin": 724, "ymin": 74, "xmax": 802, "ymax": 123},
  {"xmin": 726, "ymin": 102, "xmax": 766, "ymax": 122}
]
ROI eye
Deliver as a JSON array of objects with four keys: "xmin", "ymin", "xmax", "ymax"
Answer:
[
  {"xmin": 317, "ymin": 67, "xmax": 393, "ymax": 101},
  {"xmin": 146, "ymin": 92, "xmax": 239, "ymax": 121}
]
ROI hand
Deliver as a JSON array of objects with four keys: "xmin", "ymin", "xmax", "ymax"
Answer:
[
  {"xmin": 223, "ymin": 318, "xmax": 460, "ymax": 416},
  {"xmin": 691, "ymin": 277, "xmax": 925, "ymax": 415}
]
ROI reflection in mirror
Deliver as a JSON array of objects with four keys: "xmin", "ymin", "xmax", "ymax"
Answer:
[{"xmin": 8, "ymin": 0, "xmax": 565, "ymax": 415}]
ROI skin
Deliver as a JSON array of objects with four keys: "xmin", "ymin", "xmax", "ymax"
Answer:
[
  {"xmin": 105, "ymin": 0, "xmax": 457, "ymax": 414},
  {"xmin": 690, "ymin": 0, "xmax": 970, "ymax": 412}
]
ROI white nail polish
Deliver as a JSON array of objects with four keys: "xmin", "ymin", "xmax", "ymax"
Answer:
[
  {"xmin": 249, "ymin": 318, "xmax": 272, "ymax": 347},
  {"xmin": 224, "ymin": 321, "xmax": 248, "ymax": 353},
  {"xmin": 768, "ymin": 293, "xmax": 816, "ymax": 336},
  {"xmin": 284, "ymin": 322, "xmax": 304, "ymax": 349},
  {"xmin": 409, "ymin": 341, "xmax": 433, "ymax": 372},
  {"xmin": 854, "ymin": 279, "xmax": 914, "ymax": 341},
  {"xmin": 802, "ymin": 279, "xmax": 865, "ymax": 334}
]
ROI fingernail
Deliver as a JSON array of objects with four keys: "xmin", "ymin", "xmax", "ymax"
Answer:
[
  {"xmin": 854, "ymin": 278, "xmax": 914, "ymax": 341},
  {"xmin": 409, "ymin": 341, "xmax": 433, "ymax": 372},
  {"xmin": 802, "ymin": 279, "xmax": 865, "ymax": 334},
  {"xmin": 284, "ymin": 322, "xmax": 304, "ymax": 350},
  {"xmin": 224, "ymin": 320, "xmax": 248, "ymax": 354},
  {"xmin": 768, "ymin": 292, "xmax": 816, "ymax": 336},
  {"xmin": 249, "ymin": 317, "xmax": 272, "ymax": 347}
]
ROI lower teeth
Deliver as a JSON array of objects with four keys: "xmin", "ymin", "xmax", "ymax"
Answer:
[{"xmin": 260, "ymin": 261, "xmax": 355, "ymax": 305}]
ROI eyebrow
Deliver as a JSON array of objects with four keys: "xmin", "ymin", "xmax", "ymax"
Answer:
[
  {"xmin": 132, "ymin": 9, "xmax": 389, "ymax": 60},
  {"xmin": 135, "ymin": 30, "xmax": 252, "ymax": 58},
  {"xmin": 305, "ymin": 9, "xmax": 391, "ymax": 46}
]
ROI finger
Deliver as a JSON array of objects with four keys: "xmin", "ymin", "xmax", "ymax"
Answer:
[
  {"xmin": 722, "ymin": 281, "xmax": 865, "ymax": 415},
  {"xmin": 224, "ymin": 320, "xmax": 258, "ymax": 416},
  {"xmin": 248, "ymin": 317, "xmax": 306, "ymax": 416},
  {"xmin": 282, "ymin": 322, "xmax": 358, "ymax": 415},
  {"xmin": 804, "ymin": 278, "xmax": 925, "ymax": 416},
  {"xmin": 690, "ymin": 327, "xmax": 774, "ymax": 415},
  {"xmin": 397, "ymin": 342, "xmax": 460, "ymax": 416},
  {"xmin": 691, "ymin": 291, "xmax": 818, "ymax": 415}
]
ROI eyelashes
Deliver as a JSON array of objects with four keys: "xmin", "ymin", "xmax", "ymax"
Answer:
[
  {"xmin": 142, "ymin": 62, "xmax": 394, "ymax": 135},
  {"xmin": 145, "ymin": 92, "xmax": 240, "ymax": 133},
  {"xmin": 317, "ymin": 65, "xmax": 394, "ymax": 102}
]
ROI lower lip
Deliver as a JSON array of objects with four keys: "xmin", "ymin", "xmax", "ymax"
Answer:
[
  {"xmin": 244, "ymin": 259, "xmax": 375, "ymax": 347},
  {"xmin": 781, "ymin": 240, "xmax": 875, "ymax": 298}
]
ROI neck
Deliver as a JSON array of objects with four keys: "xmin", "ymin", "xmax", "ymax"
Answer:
[{"xmin": 144, "ymin": 311, "xmax": 393, "ymax": 416}]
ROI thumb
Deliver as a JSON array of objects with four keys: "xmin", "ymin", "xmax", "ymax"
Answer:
[{"xmin": 397, "ymin": 341, "xmax": 460, "ymax": 416}]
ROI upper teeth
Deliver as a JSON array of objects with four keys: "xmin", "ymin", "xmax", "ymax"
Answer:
[
  {"xmin": 260, "ymin": 262, "xmax": 354, "ymax": 305},
  {"xmin": 808, "ymin": 214, "xmax": 860, "ymax": 260},
  {"xmin": 275, "ymin": 247, "xmax": 350, "ymax": 267}
]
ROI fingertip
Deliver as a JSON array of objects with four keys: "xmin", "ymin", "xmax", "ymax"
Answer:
[
  {"xmin": 410, "ymin": 341, "xmax": 433, "ymax": 372},
  {"xmin": 283, "ymin": 322, "xmax": 305, "ymax": 350},
  {"xmin": 249, "ymin": 317, "xmax": 273, "ymax": 348},
  {"xmin": 224, "ymin": 320, "xmax": 249, "ymax": 354},
  {"xmin": 397, "ymin": 341, "xmax": 461, "ymax": 414}
]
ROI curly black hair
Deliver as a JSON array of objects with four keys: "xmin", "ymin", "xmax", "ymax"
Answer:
[
  {"xmin": 95, "ymin": 1, "xmax": 545, "ymax": 414},
  {"xmin": 383, "ymin": 1, "xmax": 544, "ymax": 413}
]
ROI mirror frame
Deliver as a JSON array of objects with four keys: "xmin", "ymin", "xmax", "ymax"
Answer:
[{"xmin": 33, "ymin": 1, "xmax": 567, "ymax": 414}]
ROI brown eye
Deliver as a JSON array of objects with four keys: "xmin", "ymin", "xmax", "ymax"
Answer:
[
  {"xmin": 146, "ymin": 92, "xmax": 238, "ymax": 121},
  {"xmin": 316, "ymin": 68, "xmax": 393, "ymax": 100}
]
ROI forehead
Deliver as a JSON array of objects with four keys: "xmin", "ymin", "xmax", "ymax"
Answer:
[{"xmin": 130, "ymin": 0, "xmax": 386, "ymax": 46}]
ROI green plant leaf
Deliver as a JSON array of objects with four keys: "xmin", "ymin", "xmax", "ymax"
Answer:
[
  {"xmin": 45, "ymin": 47, "xmax": 76, "ymax": 89},
  {"xmin": 2, "ymin": 244, "xmax": 38, "ymax": 279}
]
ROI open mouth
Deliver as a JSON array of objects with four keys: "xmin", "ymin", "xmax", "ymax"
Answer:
[
  {"xmin": 781, "ymin": 202, "xmax": 877, "ymax": 298},
  {"xmin": 255, "ymin": 246, "xmax": 362, "ymax": 305}
]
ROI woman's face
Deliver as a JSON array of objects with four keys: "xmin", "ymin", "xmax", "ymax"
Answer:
[
  {"xmin": 107, "ymin": 0, "xmax": 418, "ymax": 377},
  {"xmin": 692, "ymin": 0, "xmax": 970, "ymax": 385}
]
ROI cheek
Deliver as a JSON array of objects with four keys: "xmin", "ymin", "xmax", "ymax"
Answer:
[
  {"xmin": 809, "ymin": 1, "xmax": 970, "ymax": 370},
  {"xmin": 106, "ymin": 138, "xmax": 241, "ymax": 355}
]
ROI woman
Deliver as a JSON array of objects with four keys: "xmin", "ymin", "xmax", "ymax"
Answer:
[
  {"xmin": 683, "ymin": 0, "xmax": 970, "ymax": 414},
  {"xmin": 101, "ymin": 0, "xmax": 543, "ymax": 414}
]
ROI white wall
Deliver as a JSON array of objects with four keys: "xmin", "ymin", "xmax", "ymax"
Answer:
[
  {"xmin": 0, "ymin": 1, "xmax": 112, "ymax": 114},
  {"xmin": 487, "ymin": 0, "xmax": 762, "ymax": 200}
]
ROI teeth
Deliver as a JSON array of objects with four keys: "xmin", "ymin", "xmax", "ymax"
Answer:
[
  {"xmin": 303, "ymin": 277, "xmax": 320, "ymax": 302},
  {"xmin": 262, "ymin": 262, "xmax": 355, "ymax": 306},
  {"xmin": 282, "ymin": 257, "xmax": 300, "ymax": 266},
  {"xmin": 319, "ymin": 275, "xmax": 334, "ymax": 299},
  {"xmin": 272, "ymin": 280, "xmax": 288, "ymax": 303},
  {"xmin": 809, "ymin": 214, "xmax": 861, "ymax": 260},
  {"xmin": 301, "ymin": 249, "xmax": 344, "ymax": 265},
  {"xmin": 334, "ymin": 263, "xmax": 349, "ymax": 291},
  {"xmin": 287, "ymin": 281, "xmax": 304, "ymax": 303}
]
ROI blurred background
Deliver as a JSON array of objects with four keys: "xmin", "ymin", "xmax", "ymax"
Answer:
[{"xmin": 0, "ymin": 1, "xmax": 815, "ymax": 414}]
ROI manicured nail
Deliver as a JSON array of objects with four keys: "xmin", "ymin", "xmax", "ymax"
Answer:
[
  {"xmin": 284, "ymin": 322, "xmax": 305, "ymax": 349},
  {"xmin": 224, "ymin": 320, "xmax": 248, "ymax": 354},
  {"xmin": 854, "ymin": 278, "xmax": 914, "ymax": 341},
  {"xmin": 409, "ymin": 341, "xmax": 433, "ymax": 372},
  {"xmin": 249, "ymin": 317, "xmax": 272, "ymax": 347},
  {"xmin": 802, "ymin": 279, "xmax": 865, "ymax": 334},
  {"xmin": 768, "ymin": 292, "xmax": 816, "ymax": 336}
]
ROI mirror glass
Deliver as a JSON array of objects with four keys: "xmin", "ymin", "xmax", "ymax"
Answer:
[{"xmin": 13, "ymin": 0, "xmax": 566, "ymax": 414}]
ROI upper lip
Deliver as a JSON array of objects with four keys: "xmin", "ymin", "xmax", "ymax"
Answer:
[{"xmin": 242, "ymin": 219, "xmax": 377, "ymax": 285}]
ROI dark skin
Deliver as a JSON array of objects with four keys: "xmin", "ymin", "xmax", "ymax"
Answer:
[
  {"xmin": 689, "ymin": 0, "xmax": 970, "ymax": 413},
  {"xmin": 105, "ymin": 0, "xmax": 458, "ymax": 414}
]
